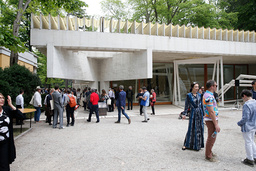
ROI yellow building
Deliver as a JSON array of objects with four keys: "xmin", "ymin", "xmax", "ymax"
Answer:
[{"xmin": 0, "ymin": 47, "xmax": 38, "ymax": 72}]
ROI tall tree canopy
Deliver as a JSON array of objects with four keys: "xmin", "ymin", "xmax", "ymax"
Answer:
[
  {"xmin": 0, "ymin": 0, "xmax": 88, "ymax": 66},
  {"xmin": 101, "ymin": 0, "xmax": 238, "ymax": 30},
  {"xmin": 219, "ymin": 0, "xmax": 256, "ymax": 31}
]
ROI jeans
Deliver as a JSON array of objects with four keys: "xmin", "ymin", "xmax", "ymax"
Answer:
[
  {"xmin": 88, "ymin": 104, "xmax": 99, "ymax": 122},
  {"xmin": 242, "ymin": 130, "xmax": 256, "ymax": 160},
  {"xmin": 34, "ymin": 107, "xmax": 41, "ymax": 122},
  {"xmin": 142, "ymin": 106, "xmax": 148, "ymax": 121},
  {"xmin": 140, "ymin": 105, "xmax": 143, "ymax": 115},
  {"xmin": 127, "ymin": 99, "xmax": 133, "ymax": 110},
  {"xmin": 117, "ymin": 106, "xmax": 130, "ymax": 122},
  {"xmin": 205, "ymin": 121, "xmax": 218, "ymax": 159}
]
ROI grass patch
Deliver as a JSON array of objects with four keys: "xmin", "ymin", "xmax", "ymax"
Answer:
[{"xmin": 13, "ymin": 128, "xmax": 30, "ymax": 137}]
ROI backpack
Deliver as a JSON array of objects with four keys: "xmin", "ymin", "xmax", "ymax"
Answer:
[{"xmin": 68, "ymin": 95, "xmax": 77, "ymax": 107}]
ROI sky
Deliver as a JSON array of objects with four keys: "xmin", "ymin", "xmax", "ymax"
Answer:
[{"xmin": 83, "ymin": 0, "xmax": 104, "ymax": 17}]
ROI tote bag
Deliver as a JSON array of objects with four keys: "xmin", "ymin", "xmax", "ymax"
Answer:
[{"xmin": 107, "ymin": 98, "xmax": 111, "ymax": 105}]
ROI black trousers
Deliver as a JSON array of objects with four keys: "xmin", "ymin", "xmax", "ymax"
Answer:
[
  {"xmin": 66, "ymin": 105, "xmax": 75, "ymax": 125},
  {"xmin": 0, "ymin": 141, "xmax": 10, "ymax": 171},
  {"xmin": 151, "ymin": 102, "xmax": 155, "ymax": 114},
  {"xmin": 108, "ymin": 97, "xmax": 115, "ymax": 112},
  {"xmin": 88, "ymin": 105, "xmax": 99, "ymax": 122},
  {"xmin": 127, "ymin": 99, "xmax": 133, "ymax": 110},
  {"xmin": 140, "ymin": 105, "xmax": 143, "ymax": 115},
  {"xmin": 16, "ymin": 105, "xmax": 23, "ymax": 125}
]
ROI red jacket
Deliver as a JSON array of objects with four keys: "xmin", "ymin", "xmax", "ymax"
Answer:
[
  {"xmin": 150, "ymin": 92, "xmax": 156, "ymax": 102},
  {"xmin": 90, "ymin": 92, "xmax": 99, "ymax": 105}
]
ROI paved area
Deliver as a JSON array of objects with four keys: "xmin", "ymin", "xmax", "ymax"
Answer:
[{"xmin": 11, "ymin": 105, "xmax": 255, "ymax": 171}]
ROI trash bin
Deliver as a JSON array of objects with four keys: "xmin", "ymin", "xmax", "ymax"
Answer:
[{"xmin": 98, "ymin": 102, "xmax": 108, "ymax": 116}]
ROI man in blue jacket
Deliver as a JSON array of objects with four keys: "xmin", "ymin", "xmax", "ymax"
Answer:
[
  {"xmin": 237, "ymin": 89, "xmax": 256, "ymax": 167},
  {"xmin": 115, "ymin": 85, "xmax": 131, "ymax": 124}
]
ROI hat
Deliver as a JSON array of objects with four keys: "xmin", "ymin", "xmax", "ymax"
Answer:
[{"xmin": 36, "ymin": 86, "xmax": 41, "ymax": 90}]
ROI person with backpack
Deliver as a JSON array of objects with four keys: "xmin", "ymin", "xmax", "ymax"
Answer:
[
  {"xmin": 126, "ymin": 86, "xmax": 134, "ymax": 110},
  {"xmin": 65, "ymin": 90, "xmax": 76, "ymax": 127}
]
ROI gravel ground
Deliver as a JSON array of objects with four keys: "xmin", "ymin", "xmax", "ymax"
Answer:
[{"xmin": 10, "ymin": 107, "xmax": 255, "ymax": 171}]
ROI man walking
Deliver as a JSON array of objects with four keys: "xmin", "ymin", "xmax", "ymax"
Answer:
[
  {"xmin": 237, "ymin": 89, "xmax": 256, "ymax": 167},
  {"xmin": 126, "ymin": 86, "xmax": 134, "ymax": 110},
  {"xmin": 87, "ymin": 89, "xmax": 100, "ymax": 123},
  {"xmin": 115, "ymin": 85, "xmax": 131, "ymax": 124},
  {"xmin": 203, "ymin": 80, "xmax": 220, "ymax": 162},
  {"xmin": 52, "ymin": 85, "xmax": 64, "ymax": 129},
  {"xmin": 140, "ymin": 87, "xmax": 150, "ymax": 122}
]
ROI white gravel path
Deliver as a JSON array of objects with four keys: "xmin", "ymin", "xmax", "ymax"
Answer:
[{"xmin": 10, "ymin": 107, "xmax": 255, "ymax": 171}]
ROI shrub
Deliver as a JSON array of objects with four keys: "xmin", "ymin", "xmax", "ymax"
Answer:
[{"xmin": 0, "ymin": 64, "xmax": 41, "ymax": 107}]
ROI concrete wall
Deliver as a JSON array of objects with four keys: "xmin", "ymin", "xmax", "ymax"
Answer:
[{"xmin": 31, "ymin": 29, "xmax": 256, "ymax": 57}]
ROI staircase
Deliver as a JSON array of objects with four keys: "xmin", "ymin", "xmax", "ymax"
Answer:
[{"xmin": 218, "ymin": 74, "xmax": 256, "ymax": 99}]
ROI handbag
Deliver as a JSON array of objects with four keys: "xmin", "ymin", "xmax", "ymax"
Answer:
[
  {"xmin": 29, "ymin": 95, "xmax": 34, "ymax": 105},
  {"xmin": 50, "ymin": 100, "xmax": 54, "ymax": 110},
  {"xmin": 107, "ymin": 98, "xmax": 111, "ymax": 105}
]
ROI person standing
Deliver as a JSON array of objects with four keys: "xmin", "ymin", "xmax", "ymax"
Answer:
[
  {"xmin": 15, "ymin": 89, "xmax": 24, "ymax": 125},
  {"xmin": 87, "ymin": 89, "xmax": 100, "ymax": 123},
  {"xmin": 33, "ymin": 86, "xmax": 42, "ymax": 122},
  {"xmin": 203, "ymin": 80, "xmax": 220, "ymax": 162},
  {"xmin": 136, "ymin": 88, "xmax": 144, "ymax": 115},
  {"xmin": 140, "ymin": 87, "xmax": 150, "ymax": 123},
  {"xmin": 44, "ymin": 88, "xmax": 54, "ymax": 125},
  {"xmin": 0, "ymin": 93, "xmax": 24, "ymax": 170},
  {"xmin": 251, "ymin": 80, "xmax": 256, "ymax": 100},
  {"xmin": 182, "ymin": 82, "xmax": 204, "ymax": 151},
  {"xmin": 237, "ymin": 89, "xmax": 256, "ymax": 167},
  {"xmin": 85, "ymin": 87, "xmax": 91, "ymax": 111},
  {"xmin": 150, "ymin": 89, "xmax": 156, "ymax": 115},
  {"xmin": 115, "ymin": 85, "xmax": 131, "ymax": 124},
  {"xmin": 108, "ymin": 88, "xmax": 115, "ymax": 112},
  {"xmin": 52, "ymin": 85, "xmax": 64, "ymax": 129},
  {"xmin": 126, "ymin": 86, "xmax": 134, "ymax": 110},
  {"xmin": 65, "ymin": 90, "xmax": 75, "ymax": 127}
]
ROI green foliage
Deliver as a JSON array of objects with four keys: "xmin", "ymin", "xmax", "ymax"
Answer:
[
  {"xmin": 219, "ymin": 0, "xmax": 256, "ymax": 31},
  {"xmin": 101, "ymin": 0, "xmax": 129, "ymax": 19},
  {"xmin": 0, "ymin": 64, "xmax": 41, "ymax": 107}
]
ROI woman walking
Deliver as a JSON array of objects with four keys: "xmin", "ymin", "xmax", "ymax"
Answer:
[
  {"xmin": 182, "ymin": 82, "xmax": 204, "ymax": 151},
  {"xmin": 0, "ymin": 93, "xmax": 24, "ymax": 170}
]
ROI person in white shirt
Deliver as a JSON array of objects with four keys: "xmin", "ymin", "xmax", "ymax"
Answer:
[
  {"xmin": 108, "ymin": 88, "xmax": 115, "ymax": 112},
  {"xmin": 33, "ymin": 86, "xmax": 42, "ymax": 122},
  {"xmin": 15, "ymin": 89, "xmax": 24, "ymax": 125}
]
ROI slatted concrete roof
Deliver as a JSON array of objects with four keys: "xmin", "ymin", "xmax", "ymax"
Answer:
[{"xmin": 31, "ymin": 14, "xmax": 256, "ymax": 43}]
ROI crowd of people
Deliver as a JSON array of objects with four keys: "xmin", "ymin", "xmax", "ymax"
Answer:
[
  {"xmin": 1, "ymin": 80, "xmax": 256, "ymax": 170},
  {"xmin": 181, "ymin": 79, "xmax": 256, "ymax": 167}
]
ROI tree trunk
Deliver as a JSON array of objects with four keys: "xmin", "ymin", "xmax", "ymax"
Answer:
[{"xmin": 10, "ymin": 0, "xmax": 32, "ymax": 66}]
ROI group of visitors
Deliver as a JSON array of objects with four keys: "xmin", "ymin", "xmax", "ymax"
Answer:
[
  {"xmin": 181, "ymin": 79, "xmax": 256, "ymax": 167},
  {"xmin": 1, "ymin": 80, "xmax": 255, "ymax": 170}
]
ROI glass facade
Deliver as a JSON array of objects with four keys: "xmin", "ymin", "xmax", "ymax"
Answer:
[
  {"xmin": 111, "ymin": 63, "xmax": 173, "ymax": 102},
  {"xmin": 111, "ymin": 63, "xmax": 248, "ymax": 103}
]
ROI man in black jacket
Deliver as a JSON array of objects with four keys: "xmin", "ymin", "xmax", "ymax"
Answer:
[{"xmin": 126, "ymin": 86, "xmax": 134, "ymax": 110}]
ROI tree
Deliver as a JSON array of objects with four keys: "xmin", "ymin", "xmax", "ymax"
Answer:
[
  {"xmin": 0, "ymin": 0, "xmax": 87, "ymax": 66},
  {"xmin": 219, "ymin": 0, "xmax": 256, "ymax": 31},
  {"xmin": 100, "ymin": 0, "xmax": 129, "ymax": 19},
  {"xmin": 0, "ymin": 64, "xmax": 41, "ymax": 106}
]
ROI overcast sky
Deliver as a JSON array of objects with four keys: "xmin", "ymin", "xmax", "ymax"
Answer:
[{"xmin": 83, "ymin": 0, "xmax": 104, "ymax": 16}]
